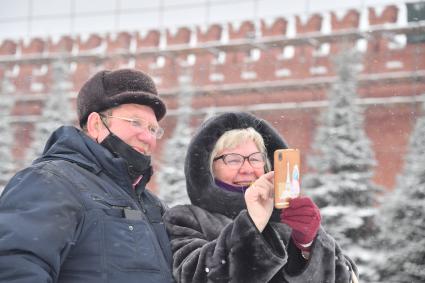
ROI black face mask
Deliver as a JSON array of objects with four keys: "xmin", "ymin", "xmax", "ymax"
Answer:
[{"xmin": 100, "ymin": 129, "xmax": 153, "ymax": 184}]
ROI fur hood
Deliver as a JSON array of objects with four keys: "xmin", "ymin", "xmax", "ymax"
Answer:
[{"xmin": 185, "ymin": 112, "xmax": 288, "ymax": 219}]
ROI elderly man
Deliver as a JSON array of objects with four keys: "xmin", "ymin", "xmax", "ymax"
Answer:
[{"xmin": 0, "ymin": 69, "xmax": 174, "ymax": 283}]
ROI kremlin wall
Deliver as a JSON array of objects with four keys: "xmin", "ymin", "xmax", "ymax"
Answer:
[{"xmin": 0, "ymin": 4, "xmax": 425, "ymax": 191}]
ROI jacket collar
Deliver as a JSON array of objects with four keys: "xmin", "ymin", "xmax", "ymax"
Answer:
[{"xmin": 35, "ymin": 126, "xmax": 138, "ymax": 191}]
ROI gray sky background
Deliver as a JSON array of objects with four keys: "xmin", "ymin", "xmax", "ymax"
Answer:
[{"xmin": 0, "ymin": 0, "xmax": 417, "ymax": 41}]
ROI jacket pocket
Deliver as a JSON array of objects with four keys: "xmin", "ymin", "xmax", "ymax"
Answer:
[
  {"xmin": 87, "ymin": 194, "xmax": 162, "ymax": 272},
  {"xmin": 102, "ymin": 212, "xmax": 162, "ymax": 272}
]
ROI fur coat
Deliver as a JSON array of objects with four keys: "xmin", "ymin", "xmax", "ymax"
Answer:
[{"xmin": 164, "ymin": 112, "xmax": 358, "ymax": 282}]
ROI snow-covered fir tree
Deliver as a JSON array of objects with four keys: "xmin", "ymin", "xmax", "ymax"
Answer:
[
  {"xmin": 157, "ymin": 65, "xmax": 193, "ymax": 206},
  {"xmin": 0, "ymin": 75, "xmax": 16, "ymax": 193},
  {"xmin": 376, "ymin": 99, "xmax": 425, "ymax": 283},
  {"xmin": 24, "ymin": 59, "xmax": 75, "ymax": 166},
  {"xmin": 304, "ymin": 49, "xmax": 381, "ymax": 280}
]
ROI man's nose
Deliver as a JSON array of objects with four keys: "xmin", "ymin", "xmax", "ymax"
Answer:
[{"xmin": 136, "ymin": 131, "xmax": 156, "ymax": 150}]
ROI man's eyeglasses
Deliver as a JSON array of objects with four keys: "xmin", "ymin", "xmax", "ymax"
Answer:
[
  {"xmin": 100, "ymin": 114, "xmax": 164, "ymax": 139},
  {"xmin": 213, "ymin": 152, "xmax": 266, "ymax": 169}
]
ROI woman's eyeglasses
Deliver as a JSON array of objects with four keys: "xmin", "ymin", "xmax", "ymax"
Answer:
[{"xmin": 213, "ymin": 152, "xmax": 266, "ymax": 169}]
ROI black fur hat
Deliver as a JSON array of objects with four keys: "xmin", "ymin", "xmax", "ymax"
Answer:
[
  {"xmin": 77, "ymin": 68, "xmax": 166, "ymax": 127},
  {"xmin": 185, "ymin": 112, "xmax": 288, "ymax": 219}
]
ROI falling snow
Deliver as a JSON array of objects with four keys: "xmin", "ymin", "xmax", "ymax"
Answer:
[
  {"xmin": 303, "ymin": 49, "xmax": 382, "ymax": 281},
  {"xmin": 375, "ymin": 101, "xmax": 425, "ymax": 282}
]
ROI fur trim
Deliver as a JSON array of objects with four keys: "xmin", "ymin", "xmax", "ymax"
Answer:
[
  {"xmin": 185, "ymin": 112, "xmax": 287, "ymax": 219},
  {"xmin": 164, "ymin": 205, "xmax": 288, "ymax": 283}
]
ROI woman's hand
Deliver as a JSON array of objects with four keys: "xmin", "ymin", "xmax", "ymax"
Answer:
[
  {"xmin": 244, "ymin": 171, "xmax": 274, "ymax": 232},
  {"xmin": 280, "ymin": 196, "xmax": 321, "ymax": 251}
]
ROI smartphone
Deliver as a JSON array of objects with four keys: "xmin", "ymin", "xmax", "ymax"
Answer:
[{"xmin": 274, "ymin": 149, "xmax": 301, "ymax": 208}]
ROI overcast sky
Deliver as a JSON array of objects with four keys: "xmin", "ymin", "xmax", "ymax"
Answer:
[{"xmin": 0, "ymin": 0, "xmax": 418, "ymax": 41}]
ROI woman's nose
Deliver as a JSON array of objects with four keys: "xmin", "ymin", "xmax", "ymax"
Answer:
[{"xmin": 239, "ymin": 159, "xmax": 254, "ymax": 172}]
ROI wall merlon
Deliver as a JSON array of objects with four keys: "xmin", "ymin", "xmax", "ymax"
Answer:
[
  {"xmin": 19, "ymin": 38, "xmax": 46, "ymax": 55},
  {"xmin": 136, "ymin": 30, "xmax": 160, "ymax": 48},
  {"xmin": 47, "ymin": 36, "xmax": 74, "ymax": 54},
  {"xmin": 106, "ymin": 31, "xmax": 132, "ymax": 52},
  {"xmin": 0, "ymin": 40, "xmax": 18, "ymax": 56},
  {"xmin": 261, "ymin": 18, "xmax": 287, "ymax": 37},
  {"xmin": 296, "ymin": 14, "xmax": 322, "ymax": 34},
  {"xmin": 196, "ymin": 24, "xmax": 222, "ymax": 43},
  {"xmin": 369, "ymin": 5, "xmax": 398, "ymax": 25},
  {"xmin": 166, "ymin": 27, "xmax": 191, "ymax": 45},
  {"xmin": 331, "ymin": 9, "xmax": 360, "ymax": 30},
  {"xmin": 77, "ymin": 34, "xmax": 104, "ymax": 52},
  {"xmin": 228, "ymin": 20, "xmax": 256, "ymax": 39}
]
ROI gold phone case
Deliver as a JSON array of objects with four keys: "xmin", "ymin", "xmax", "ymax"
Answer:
[{"xmin": 274, "ymin": 149, "xmax": 301, "ymax": 208}]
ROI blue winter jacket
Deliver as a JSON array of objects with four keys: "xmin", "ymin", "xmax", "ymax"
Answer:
[{"xmin": 0, "ymin": 126, "xmax": 175, "ymax": 283}]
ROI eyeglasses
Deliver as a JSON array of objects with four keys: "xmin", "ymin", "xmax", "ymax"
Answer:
[
  {"xmin": 100, "ymin": 114, "xmax": 164, "ymax": 139},
  {"xmin": 213, "ymin": 152, "xmax": 266, "ymax": 169}
]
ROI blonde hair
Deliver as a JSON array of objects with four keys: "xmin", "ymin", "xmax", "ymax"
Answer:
[{"xmin": 210, "ymin": 127, "xmax": 271, "ymax": 174}]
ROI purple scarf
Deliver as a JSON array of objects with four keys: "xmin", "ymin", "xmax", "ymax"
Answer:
[{"xmin": 214, "ymin": 179, "xmax": 249, "ymax": 193}]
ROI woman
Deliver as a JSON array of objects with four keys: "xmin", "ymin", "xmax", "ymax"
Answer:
[{"xmin": 164, "ymin": 112, "xmax": 358, "ymax": 283}]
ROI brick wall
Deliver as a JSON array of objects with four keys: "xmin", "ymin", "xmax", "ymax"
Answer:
[{"xmin": 1, "ymin": 5, "xmax": 424, "ymax": 191}]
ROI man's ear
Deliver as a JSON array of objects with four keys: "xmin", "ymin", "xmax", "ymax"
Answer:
[{"xmin": 86, "ymin": 112, "xmax": 102, "ymax": 139}]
